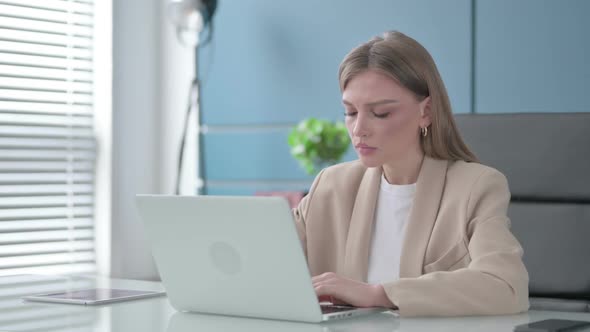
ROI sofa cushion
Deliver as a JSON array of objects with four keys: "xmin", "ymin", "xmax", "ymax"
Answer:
[
  {"xmin": 455, "ymin": 113, "xmax": 590, "ymax": 306},
  {"xmin": 529, "ymin": 297, "xmax": 590, "ymax": 312},
  {"xmin": 455, "ymin": 113, "xmax": 590, "ymax": 200},
  {"xmin": 508, "ymin": 202, "xmax": 590, "ymax": 299}
]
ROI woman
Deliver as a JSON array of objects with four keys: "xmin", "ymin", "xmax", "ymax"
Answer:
[{"xmin": 293, "ymin": 31, "xmax": 529, "ymax": 317}]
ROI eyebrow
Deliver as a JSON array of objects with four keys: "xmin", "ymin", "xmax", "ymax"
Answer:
[{"xmin": 342, "ymin": 99, "xmax": 400, "ymax": 107}]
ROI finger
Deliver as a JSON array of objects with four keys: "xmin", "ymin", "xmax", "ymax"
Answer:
[
  {"xmin": 312, "ymin": 280, "xmax": 327, "ymax": 290},
  {"xmin": 317, "ymin": 295, "xmax": 347, "ymax": 305},
  {"xmin": 314, "ymin": 282, "xmax": 341, "ymax": 298},
  {"xmin": 331, "ymin": 297, "xmax": 348, "ymax": 305},
  {"xmin": 315, "ymin": 284, "xmax": 350, "ymax": 306},
  {"xmin": 312, "ymin": 277, "xmax": 338, "ymax": 290},
  {"xmin": 312, "ymin": 272, "xmax": 338, "ymax": 283}
]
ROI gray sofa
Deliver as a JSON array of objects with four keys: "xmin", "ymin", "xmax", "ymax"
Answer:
[{"xmin": 455, "ymin": 113, "xmax": 590, "ymax": 312}]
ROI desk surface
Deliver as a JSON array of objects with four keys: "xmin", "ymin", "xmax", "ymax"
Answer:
[{"xmin": 1, "ymin": 275, "xmax": 589, "ymax": 332}]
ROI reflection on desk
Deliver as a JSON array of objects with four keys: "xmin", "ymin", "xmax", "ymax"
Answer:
[
  {"xmin": 0, "ymin": 274, "xmax": 98, "ymax": 331},
  {"xmin": 1, "ymin": 275, "xmax": 590, "ymax": 332},
  {"xmin": 167, "ymin": 311, "xmax": 399, "ymax": 332},
  {"xmin": 167, "ymin": 310, "xmax": 590, "ymax": 332},
  {"xmin": 0, "ymin": 274, "xmax": 171, "ymax": 332}
]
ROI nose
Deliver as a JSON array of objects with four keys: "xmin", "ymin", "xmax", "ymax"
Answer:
[{"xmin": 352, "ymin": 114, "xmax": 369, "ymax": 138}]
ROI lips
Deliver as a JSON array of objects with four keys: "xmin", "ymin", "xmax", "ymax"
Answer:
[{"xmin": 355, "ymin": 143, "xmax": 377, "ymax": 156}]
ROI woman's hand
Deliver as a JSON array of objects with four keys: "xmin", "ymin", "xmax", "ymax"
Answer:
[{"xmin": 312, "ymin": 272, "xmax": 396, "ymax": 308}]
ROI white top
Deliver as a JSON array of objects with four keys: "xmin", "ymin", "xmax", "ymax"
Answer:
[{"xmin": 366, "ymin": 174, "xmax": 416, "ymax": 284}]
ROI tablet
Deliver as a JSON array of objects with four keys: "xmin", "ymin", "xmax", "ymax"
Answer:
[
  {"xmin": 22, "ymin": 288, "xmax": 166, "ymax": 305},
  {"xmin": 514, "ymin": 319, "xmax": 590, "ymax": 332}
]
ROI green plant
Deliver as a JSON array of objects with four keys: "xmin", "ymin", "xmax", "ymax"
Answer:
[{"xmin": 287, "ymin": 118, "xmax": 350, "ymax": 175}]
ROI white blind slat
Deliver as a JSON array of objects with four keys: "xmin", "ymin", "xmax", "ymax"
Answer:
[
  {"xmin": 0, "ymin": 125, "xmax": 93, "ymax": 138},
  {"xmin": 0, "ymin": 113, "xmax": 93, "ymax": 126},
  {"xmin": 0, "ymin": 65, "xmax": 92, "ymax": 82},
  {"xmin": 0, "ymin": 137, "xmax": 95, "ymax": 149},
  {"xmin": 0, "ymin": 0, "xmax": 97, "ymax": 277},
  {"xmin": 0, "ymin": 101, "xmax": 92, "ymax": 115},
  {"xmin": 0, "ymin": 28, "xmax": 91, "ymax": 48},
  {"xmin": 0, "ymin": 195, "xmax": 93, "ymax": 208},
  {"xmin": 0, "ymin": 149, "xmax": 95, "ymax": 161},
  {"xmin": 0, "ymin": 161, "xmax": 94, "ymax": 172},
  {"xmin": 0, "ymin": 229, "xmax": 94, "ymax": 244},
  {"xmin": 0, "ymin": 206, "xmax": 93, "ymax": 221},
  {"xmin": 0, "ymin": 53, "xmax": 92, "ymax": 70},
  {"xmin": 0, "ymin": 274, "xmax": 92, "ymax": 287},
  {"xmin": 0, "ymin": 242, "xmax": 95, "ymax": 260},
  {"xmin": 0, "ymin": 205, "xmax": 93, "ymax": 220},
  {"xmin": 0, "ymin": 0, "xmax": 94, "ymax": 15},
  {"xmin": 0, "ymin": 4, "xmax": 93, "ymax": 26},
  {"xmin": 0, "ymin": 40, "xmax": 92, "ymax": 59},
  {"xmin": 0, "ymin": 184, "xmax": 93, "ymax": 195},
  {"xmin": 0, "ymin": 114, "xmax": 93, "ymax": 127},
  {"xmin": 0, "ymin": 218, "xmax": 92, "ymax": 232},
  {"xmin": 0, "ymin": 89, "xmax": 92, "ymax": 104},
  {"xmin": 0, "ymin": 172, "xmax": 93, "ymax": 184},
  {"xmin": 0, "ymin": 16, "xmax": 93, "ymax": 37},
  {"xmin": 0, "ymin": 262, "xmax": 95, "ymax": 277},
  {"xmin": 0, "ymin": 77, "xmax": 92, "ymax": 94},
  {"xmin": 0, "ymin": 251, "xmax": 95, "ymax": 269},
  {"xmin": 0, "ymin": 275, "xmax": 94, "ymax": 291}
]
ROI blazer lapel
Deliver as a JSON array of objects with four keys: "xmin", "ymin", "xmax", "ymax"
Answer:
[
  {"xmin": 342, "ymin": 166, "xmax": 381, "ymax": 282},
  {"xmin": 399, "ymin": 157, "xmax": 448, "ymax": 278}
]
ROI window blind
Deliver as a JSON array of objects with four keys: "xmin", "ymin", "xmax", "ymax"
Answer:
[{"xmin": 0, "ymin": 0, "xmax": 97, "ymax": 276}]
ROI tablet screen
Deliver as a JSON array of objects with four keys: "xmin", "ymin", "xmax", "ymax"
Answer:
[
  {"xmin": 24, "ymin": 288, "xmax": 165, "ymax": 304},
  {"xmin": 42, "ymin": 289, "xmax": 159, "ymax": 301}
]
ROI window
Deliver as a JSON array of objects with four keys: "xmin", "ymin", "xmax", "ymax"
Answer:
[{"xmin": 0, "ymin": 0, "xmax": 100, "ymax": 276}]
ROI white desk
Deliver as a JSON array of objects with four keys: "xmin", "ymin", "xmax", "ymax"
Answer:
[{"xmin": 1, "ymin": 275, "xmax": 589, "ymax": 332}]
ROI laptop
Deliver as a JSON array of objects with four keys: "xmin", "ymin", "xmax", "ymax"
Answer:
[{"xmin": 135, "ymin": 195, "xmax": 387, "ymax": 323}]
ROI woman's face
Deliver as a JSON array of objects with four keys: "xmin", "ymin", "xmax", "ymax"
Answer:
[{"xmin": 342, "ymin": 69, "xmax": 430, "ymax": 168}]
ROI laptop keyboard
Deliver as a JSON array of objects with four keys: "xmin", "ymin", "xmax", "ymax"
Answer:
[{"xmin": 320, "ymin": 304, "xmax": 357, "ymax": 314}]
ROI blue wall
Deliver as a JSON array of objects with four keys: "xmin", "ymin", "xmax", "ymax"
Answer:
[
  {"xmin": 198, "ymin": 0, "xmax": 589, "ymax": 195},
  {"xmin": 475, "ymin": 0, "xmax": 590, "ymax": 114}
]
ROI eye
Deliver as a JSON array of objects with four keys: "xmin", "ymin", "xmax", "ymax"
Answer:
[
  {"xmin": 344, "ymin": 111, "xmax": 357, "ymax": 117},
  {"xmin": 372, "ymin": 111, "xmax": 390, "ymax": 119}
]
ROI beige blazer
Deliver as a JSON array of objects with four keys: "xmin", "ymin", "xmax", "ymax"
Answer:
[{"xmin": 293, "ymin": 156, "xmax": 529, "ymax": 317}]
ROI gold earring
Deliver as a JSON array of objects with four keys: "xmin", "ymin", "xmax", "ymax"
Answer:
[{"xmin": 421, "ymin": 126, "xmax": 428, "ymax": 137}]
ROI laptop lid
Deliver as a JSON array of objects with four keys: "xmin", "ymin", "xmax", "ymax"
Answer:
[{"xmin": 136, "ymin": 195, "xmax": 324, "ymax": 322}]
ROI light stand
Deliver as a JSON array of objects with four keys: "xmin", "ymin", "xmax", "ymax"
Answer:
[{"xmin": 167, "ymin": 0, "xmax": 216, "ymax": 195}]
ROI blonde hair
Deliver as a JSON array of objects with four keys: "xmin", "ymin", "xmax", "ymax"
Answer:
[{"xmin": 338, "ymin": 31, "xmax": 477, "ymax": 163}]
